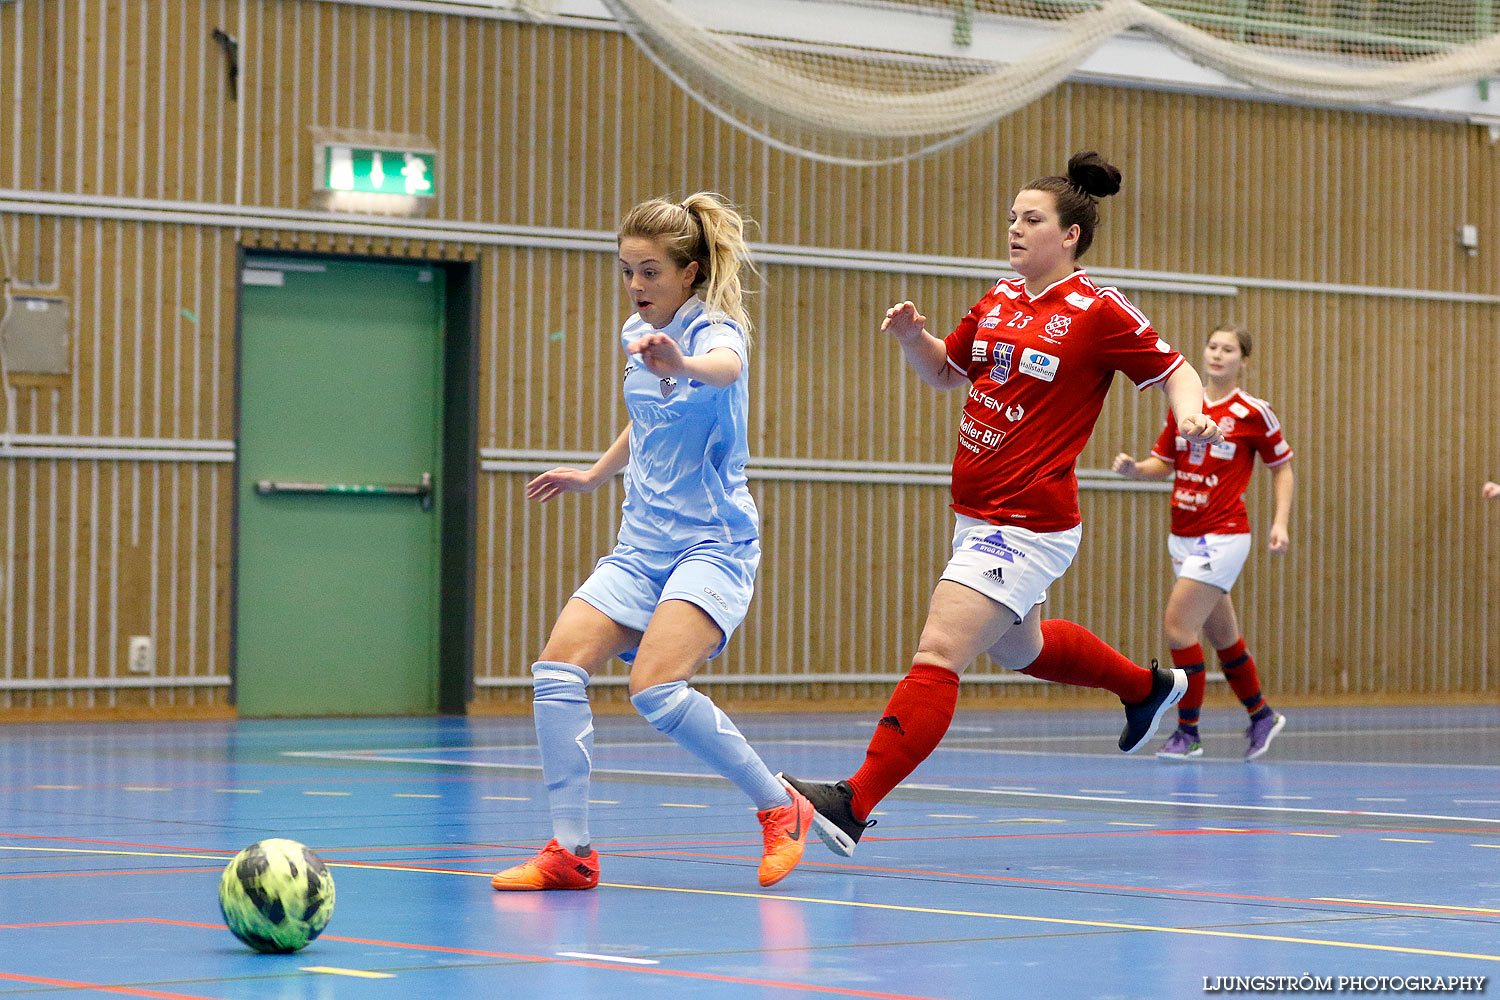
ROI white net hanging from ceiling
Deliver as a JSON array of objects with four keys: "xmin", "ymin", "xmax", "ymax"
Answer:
[{"xmin": 595, "ymin": 0, "xmax": 1500, "ymax": 164}]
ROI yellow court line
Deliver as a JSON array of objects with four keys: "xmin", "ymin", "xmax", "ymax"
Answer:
[
  {"xmin": 301, "ymin": 966, "xmax": 395, "ymax": 979},
  {"xmin": 1474, "ymin": 844, "xmax": 1500, "ymax": 849},
  {"xmin": 483, "ymin": 796, "xmax": 529, "ymax": 801},
  {"xmin": 659, "ymin": 803, "xmax": 709, "ymax": 809},
  {"xmin": 589, "ymin": 882, "xmax": 1500, "ymax": 963},
  {"xmin": 0, "ymin": 845, "xmax": 228, "ymax": 862},
  {"xmin": 304, "ymin": 791, "xmax": 352, "ymax": 797},
  {"xmin": 9, "ymin": 843, "xmax": 1496, "ymax": 962},
  {"xmin": 1380, "ymin": 838, "xmax": 1433, "ymax": 844}
]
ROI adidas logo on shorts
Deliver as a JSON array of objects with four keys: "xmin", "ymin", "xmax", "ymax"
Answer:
[{"xmin": 982, "ymin": 567, "xmax": 1005, "ymax": 586}]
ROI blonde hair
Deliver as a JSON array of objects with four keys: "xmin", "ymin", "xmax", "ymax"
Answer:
[{"xmin": 618, "ymin": 192, "xmax": 758, "ymax": 339}]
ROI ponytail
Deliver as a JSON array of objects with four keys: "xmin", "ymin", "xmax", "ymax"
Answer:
[{"xmin": 618, "ymin": 192, "xmax": 759, "ymax": 341}]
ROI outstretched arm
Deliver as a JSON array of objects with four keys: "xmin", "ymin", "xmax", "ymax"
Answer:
[
  {"xmin": 882, "ymin": 301, "xmax": 967, "ymax": 391},
  {"xmin": 1484, "ymin": 481, "xmax": 1500, "ymax": 500},
  {"xmin": 627, "ymin": 334, "xmax": 742, "ymax": 388},
  {"xmin": 1112, "ymin": 452, "xmax": 1173, "ymax": 480},
  {"xmin": 526, "ymin": 425, "xmax": 631, "ymax": 503}
]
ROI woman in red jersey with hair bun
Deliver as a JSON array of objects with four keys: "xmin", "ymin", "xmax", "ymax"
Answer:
[
  {"xmin": 1113, "ymin": 324, "xmax": 1294, "ymax": 761},
  {"xmin": 780, "ymin": 152, "xmax": 1224, "ymax": 858}
]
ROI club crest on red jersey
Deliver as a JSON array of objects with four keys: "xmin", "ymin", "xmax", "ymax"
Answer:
[{"xmin": 990, "ymin": 342, "xmax": 1014, "ymax": 385}]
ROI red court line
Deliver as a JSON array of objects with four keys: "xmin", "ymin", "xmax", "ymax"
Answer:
[
  {"xmin": 2, "ymin": 919, "xmax": 150, "ymax": 930},
  {"xmin": 322, "ymin": 932, "xmax": 945, "ymax": 999},
  {"xmin": 10, "ymin": 835, "xmax": 1490, "ymax": 923},
  {"xmin": 129, "ymin": 920, "xmax": 943, "ymax": 999},
  {"xmin": 586, "ymin": 848, "xmax": 1500, "ymax": 918},
  {"xmin": 0, "ymin": 971, "xmax": 224, "ymax": 999},
  {"xmin": 199, "ymin": 845, "xmax": 1500, "ymax": 920},
  {"xmin": 2, "ymin": 867, "xmax": 220, "ymax": 881}
]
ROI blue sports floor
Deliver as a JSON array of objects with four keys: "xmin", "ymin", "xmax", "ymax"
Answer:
[{"xmin": 3, "ymin": 705, "xmax": 1499, "ymax": 999}]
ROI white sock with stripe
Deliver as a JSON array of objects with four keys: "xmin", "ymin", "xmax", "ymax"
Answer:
[
  {"xmin": 531, "ymin": 660, "xmax": 594, "ymax": 854},
  {"xmin": 630, "ymin": 680, "xmax": 790, "ymax": 812}
]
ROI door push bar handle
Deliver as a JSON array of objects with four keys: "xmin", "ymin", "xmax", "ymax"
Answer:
[{"xmin": 255, "ymin": 472, "xmax": 434, "ymax": 511}]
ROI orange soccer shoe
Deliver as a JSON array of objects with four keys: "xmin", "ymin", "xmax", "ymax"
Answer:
[
  {"xmin": 756, "ymin": 786, "xmax": 814, "ymax": 887},
  {"xmin": 491, "ymin": 839, "xmax": 600, "ymax": 891}
]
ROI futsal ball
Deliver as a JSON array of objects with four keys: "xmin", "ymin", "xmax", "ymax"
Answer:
[{"xmin": 218, "ymin": 838, "xmax": 336, "ymax": 953}]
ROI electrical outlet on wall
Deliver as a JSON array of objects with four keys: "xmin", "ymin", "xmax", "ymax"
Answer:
[{"xmin": 127, "ymin": 636, "xmax": 154, "ymax": 674}]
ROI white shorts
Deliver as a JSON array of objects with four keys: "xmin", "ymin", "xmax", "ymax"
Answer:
[
  {"xmin": 1168, "ymin": 533, "xmax": 1252, "ymax": 593},
  {"xmin": 939, "ymin": 515, "xmax": 1082, "ymax": 623}
]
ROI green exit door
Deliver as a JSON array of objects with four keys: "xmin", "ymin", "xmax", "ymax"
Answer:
[{"xmin": 235, "ymin": 256, "xmax": 447, "ymax": 716}]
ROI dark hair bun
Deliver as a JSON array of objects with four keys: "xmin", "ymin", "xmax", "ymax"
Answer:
[{"xmin": 1067, "ymin": 151, "xmax": 1122, "ymax": 198}]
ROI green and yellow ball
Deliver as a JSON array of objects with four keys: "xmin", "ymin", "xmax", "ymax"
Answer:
[{"xmin": 218, "ymin": 838, "xmax": 335, "ymax": 953}]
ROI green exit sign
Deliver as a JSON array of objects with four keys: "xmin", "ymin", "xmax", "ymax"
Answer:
[{"xmin": 317, "ymin": 143, "xmax": 436, "ymax": 197}]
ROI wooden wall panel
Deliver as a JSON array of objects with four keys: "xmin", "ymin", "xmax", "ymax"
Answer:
[
  {"xmin": 1, "ymin": 1, "xmax": 1496, "ymax": 714},
  {"xmin": 0, "ymin": 217, "xmax": 236, "ymax": 439},
  {"xmin": 3, "ymin": 458, "xmax": 232, "ymax": 710}
]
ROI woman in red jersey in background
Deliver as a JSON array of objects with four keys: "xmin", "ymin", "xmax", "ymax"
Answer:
[
  {"xmin": 779, "ymin": 151, "xmax": 1223, "ymax": 858},
  {"xmin": 1113, "ymin": 324, "xmax": 1294, "ymax": 761}
]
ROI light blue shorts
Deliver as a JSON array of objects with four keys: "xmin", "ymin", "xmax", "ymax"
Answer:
[{"xmin": 572, "ymin": 538, "xmax": 761, "ymax": 662}]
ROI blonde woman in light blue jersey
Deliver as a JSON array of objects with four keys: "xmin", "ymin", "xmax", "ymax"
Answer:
[{"xmin": 492, "ymin": 194, "xmax": 813, "ymax": 893}]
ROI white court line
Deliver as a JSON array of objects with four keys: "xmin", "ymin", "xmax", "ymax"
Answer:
[
  {"xmin": 891, "ymin": 783, "xmax": 1500, "ymax": 826},
  {"xmin": 556, "ymin": 952, "xmax": 659, "ymax": 966},
  {"xmin": 279, "ymin": 751, "xmax": 1500, "ymax": 825},
  {"xmin": 282, "ymin": 740, "xmax": 1500, "ymax": 772}
]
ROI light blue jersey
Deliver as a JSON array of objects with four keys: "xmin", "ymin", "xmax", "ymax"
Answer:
[{"xmin": 617, "ymin": 296, "xmax": 758, "ymax": 551}]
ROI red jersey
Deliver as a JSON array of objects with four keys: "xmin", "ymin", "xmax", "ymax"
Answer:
[
  {"xmin": 943, "ymin": 271, "xmax": 1184, "ymax": 532},
  {"xmin": 1149, "ymin": 388, "xmax": 1292, "ymax": 536}
]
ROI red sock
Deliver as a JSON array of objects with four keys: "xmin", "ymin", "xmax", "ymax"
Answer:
[
  {"xmin": 1171, "ymin": 644, "xmax": 1207, "ymax": 728},
  {"xmin": 846, "ymin": 664, "xmax": 960, "ymax": 821},
  {"xmin": 1020, "ymin": 620, "xmax": 1153, "ymax": 703},
  {"xmin": 1217, "ymin": 638, "xmax": 1267, "ymax": 716}
]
